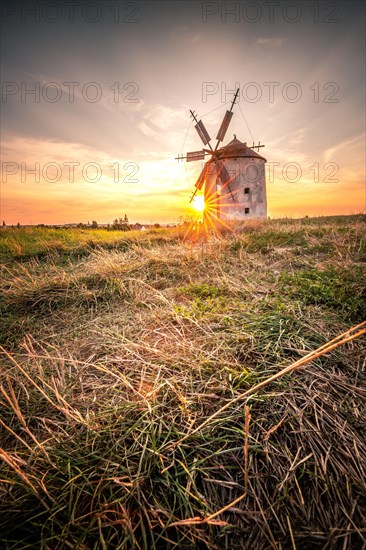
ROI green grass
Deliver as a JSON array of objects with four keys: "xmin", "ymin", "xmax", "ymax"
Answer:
[
  {"xmin": 0, "ymin": 227, "xmax": 182, "ymax": 262},
  {"xmin": 279, "ymin": 265, "xmax": 366, "ymax": 322},
  {"xmin": 0, "ymin": 227, "xmax": 125, "ymax": 260},
  {"xmin": 0, "ymin": 216, "xmax": 365, "ymax": 549}
]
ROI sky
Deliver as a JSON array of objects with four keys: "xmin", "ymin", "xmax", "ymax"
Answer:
[{"xmin": 1, "ymin": 0, "xmax": 365, "ymax": 224}]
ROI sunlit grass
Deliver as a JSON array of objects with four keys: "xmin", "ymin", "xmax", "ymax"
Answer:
[{"xmin": 0, "ymin": 215, "xmax": 365, "ymax": 549}]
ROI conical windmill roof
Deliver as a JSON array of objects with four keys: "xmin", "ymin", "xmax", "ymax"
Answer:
[{"xmin": 218, "ymin": 137, "xmax": 267, "ymax": 162}]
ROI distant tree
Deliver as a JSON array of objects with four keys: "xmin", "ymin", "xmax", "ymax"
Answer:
[
  {"xmin": 112, "ymin": 217, "xmax": 130, "ymax": 231},
  {"xmin": 153, "ymin": 223, "xmax": 161, "ymax": 229},
  {"xmin": 178, "ymin": 215, "xmax": 194, "ymax": 226},
  {"xmin": 77, "ymin": 222, "xmax": 84, "ymax": 228},
  {"xmin": 124, "ymin": 214, "xmax": 129, "ymax": 224},
  {"xmin": 91, "ymin": 220, "xmax": 98, "ymax": 229},
  {"xmin": 2, "ymin": 221, "xmax": 5, "ymax": 228},
  {"xmin": 17, "ymin": 222, "xmax": 21, "ymax": 228}
]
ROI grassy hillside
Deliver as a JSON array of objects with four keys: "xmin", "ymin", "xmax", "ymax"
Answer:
[{"xmin": 0, "ymin": 216, "xmax": 365, "ymax": 549}]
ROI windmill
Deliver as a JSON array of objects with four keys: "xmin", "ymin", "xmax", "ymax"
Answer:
[{"xmin": 176, "ymin": 89, "xmax": 268, "ymax": 226}]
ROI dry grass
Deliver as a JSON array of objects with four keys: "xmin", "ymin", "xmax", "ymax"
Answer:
[{"xmin": 0, "ymin": 216, "xmax": 365, "ymax": 549}]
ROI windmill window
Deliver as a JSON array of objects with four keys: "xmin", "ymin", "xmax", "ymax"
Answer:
[
  {"xmin": 244, "ymin": 187, "xmax": 250, "ymax": 194},
  {"xmin": 245, "ymin": 208, "xmax": 250, "ymax": 214}
]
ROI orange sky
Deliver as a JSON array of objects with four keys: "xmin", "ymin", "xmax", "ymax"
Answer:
[{"xmin": 1, "ymin": 1, "xmax": 365, "ymax": 224}]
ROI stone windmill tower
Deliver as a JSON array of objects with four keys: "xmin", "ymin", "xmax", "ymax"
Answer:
[{"xmin": 176, "ymin": 89, "xmax": 267, "ymax": 226}]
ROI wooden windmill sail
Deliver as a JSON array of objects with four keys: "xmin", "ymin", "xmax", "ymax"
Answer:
[{"xmin": 176, "ymin": 89, "xmax": 268, "ymax": 223}]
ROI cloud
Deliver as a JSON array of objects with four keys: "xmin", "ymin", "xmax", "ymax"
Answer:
[
  {"xmin": 170, "ymin": 26, "xmax": 200, "ymax": 45},
  {"xmin": 137, "ymin": 103, "xmax": 190, "ymax": 152},
  {"xmin": 324, "ymin": 133, "xmax": 365, "ymax": 163},
  {"xmin": 288, "ymin": 128, "xmax": 305, "ymax": 146},
  {"xmin": 256, "ymin": 38, "xmax": 285, "ymax": 47}
]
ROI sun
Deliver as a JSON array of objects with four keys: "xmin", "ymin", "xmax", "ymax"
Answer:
[{"xmin": 192, "ymin": 195, "xmax": 205, "ymax": 212}]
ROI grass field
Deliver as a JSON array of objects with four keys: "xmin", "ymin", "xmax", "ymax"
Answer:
[{"xmin": 0, "ymin": 215, "xmax": 365, "ymax": 549}]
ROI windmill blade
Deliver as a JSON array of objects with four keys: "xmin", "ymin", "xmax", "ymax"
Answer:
[
  {"xmin": 215, "ymin": 160, "xmax": 235, "ymax": 201},
  {"xmin": 215, "ymin": 88, "xmax": 240, "ymax": 150},
  {"xmin": 216, "ymin": 110, "xmax": 233, "ymax": 143},
  {"xmin": 189, "ymin": 164, "xmax": 207, "ymax": 202},
  {"xmin": 187, "ymin": 150, "xmax": 206, "ymax": 162},
  {"xmin": 195, "ymin": 120, "xmax": 211, "ymax": 146},
  {"xmin": 190, "ymin": 109, "xmax": 213, "ymax": 150},
  {"xmin": 194, "ymin": 165, "xmax": 207, "ymax": 190}
]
